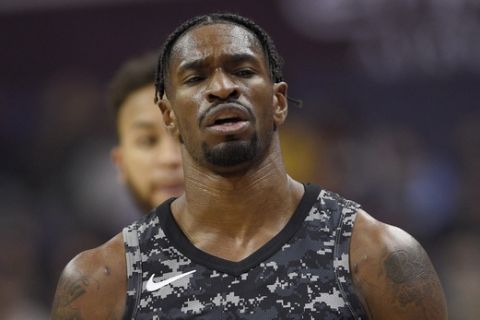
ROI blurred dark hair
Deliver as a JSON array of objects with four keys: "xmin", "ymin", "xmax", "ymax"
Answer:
[
  {"xmin": 154, "ymin": 12, "xmax": 284, "ymax": 102},
  {"xmin": 109, "ymin": 51, "xmax": 158, "ymax": 119}
]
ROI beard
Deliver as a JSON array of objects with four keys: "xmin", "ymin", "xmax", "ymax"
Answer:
[
  {"xmin": 124, "ymin": 179, "xmax": 153, "ymax": 214},
  {"xmin": 202, "ymin": 133, "xmax": 259, "ymax": 167}
]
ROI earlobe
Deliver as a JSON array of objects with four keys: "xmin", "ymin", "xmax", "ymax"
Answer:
[
  {"xmin": 273, "ymin": 82, "xmax": 288, "ymax": 126},
  {"xmin": 157, "ymin": 99, "xmax": 180, "ymax": 137},
  {"xmin": 158, "ymin": 99, "xmax": 173, "ymax": 127}
]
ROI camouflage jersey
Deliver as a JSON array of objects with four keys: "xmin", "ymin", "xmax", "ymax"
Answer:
[{"xmin": 122, "ymin": 184, "xmax": 367, "ymax": 319}]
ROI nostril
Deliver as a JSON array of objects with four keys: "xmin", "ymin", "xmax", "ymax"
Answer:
[{"xmin": 206, "ymin": 77, "xmax": 240, "ymax": 100}]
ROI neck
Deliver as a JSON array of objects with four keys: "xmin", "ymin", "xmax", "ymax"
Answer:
[{"xmin": 172, "ymin": 135, "xmax": 304, "ymax": 261}]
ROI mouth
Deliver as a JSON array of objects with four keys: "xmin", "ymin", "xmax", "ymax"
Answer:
[
  {"xmin": 204, "ymin": 104, "xmax": 251, "ymax": 134},
  {"xmin": 212, "ymin": 116, "xmax": 243, "ymax": 126}
]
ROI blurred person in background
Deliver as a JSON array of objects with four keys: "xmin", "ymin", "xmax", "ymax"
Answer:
[
  {"xmin": 40, "ymin": 52, "xmax": 186, "ymax": 318},
  {"xmin": 109, "ymin": 52, "xmax": 184, "ymax": 213},
  {"xmin": 51, "ymin": 13, "xmax": 447, "ymax": 319}
]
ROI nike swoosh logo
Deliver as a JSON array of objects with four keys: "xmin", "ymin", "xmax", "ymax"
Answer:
[{"xmin": 146, "ymin": 270, "xmax": 196, "ymax": 292}]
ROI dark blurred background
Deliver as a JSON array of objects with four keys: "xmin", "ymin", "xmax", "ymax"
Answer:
[{"xmin": 1, "ymin": 0, "xmax": 479, "ymax": 319}]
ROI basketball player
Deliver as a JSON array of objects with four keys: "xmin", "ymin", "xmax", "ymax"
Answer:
[
  {"xmin": 51, "ymin": 13, "xmax": 447, "ymax": 319},
  {"xmin": 109, "ymin": 53, "xmax": 184, "ymax": 213}
]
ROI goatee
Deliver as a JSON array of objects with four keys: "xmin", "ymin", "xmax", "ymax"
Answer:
[{"xmin": 202, "ymin": 133, "xmax": 258, "ymax": 167}]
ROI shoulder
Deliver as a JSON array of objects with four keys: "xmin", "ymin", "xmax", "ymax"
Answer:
[
  {"xmin": 51, "ymin": 232, "xmax": 127, "ymax": 320},
  {"xmin": 350, "ymin": 209, "xmax": 447, "ymax": 320}
]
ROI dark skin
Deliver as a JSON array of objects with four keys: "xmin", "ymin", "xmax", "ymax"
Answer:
[
  {"xmin": 351, "ymin": 210, "xmax": 448, "ymax": 319},
  {"xmin": 51, "ymin": 23, "xmax": 447, "ymax": 319},
  {"xmin": 51, "ymin": 234, "xmax": 126, "ymax": 319}
]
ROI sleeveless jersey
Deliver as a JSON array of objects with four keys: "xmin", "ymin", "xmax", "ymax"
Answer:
[{"xmin": 122, "ymin": 184, "xmax": 367, "ymax": 319}]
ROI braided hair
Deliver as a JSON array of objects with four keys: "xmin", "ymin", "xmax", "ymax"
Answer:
[{"xmin": 154, "ymin": 13, "xmax": 284, "ymax": 102}]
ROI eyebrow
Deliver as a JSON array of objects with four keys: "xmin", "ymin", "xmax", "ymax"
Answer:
[
  {"xmin": 177, "ymin": 59, "xmax": 205, "ymax": 74},
  {"xmin": 130, "ymin": 120, "xmax": 158, "ymax": 130},
  {"xmin": 228, "ymin": 53, "xmax": 261, "ymax": 66},
  {"xmin": 177, "ymin": 53, "xmax": 261, "ymax": 74}
]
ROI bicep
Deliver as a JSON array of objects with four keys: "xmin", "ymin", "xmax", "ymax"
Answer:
[
  {"xmin": 50, "ymin": 245, "xmax": 126, "ymax": 320},
  {"xmin": 378, "ymin": 241, "xmax": 447, "ymax": 319},
  {"xmin": 351, "ymin": 212, "xmax": 447, "ymax": 320},
  {"xmin": 51, "ymin": 263, "xmax": 100, "ymax": 319}
]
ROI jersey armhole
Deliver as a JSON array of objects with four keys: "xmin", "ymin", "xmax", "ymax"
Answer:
[
  {"xmin": 122, "ymin": 226, "xmax": 143, "ymax": 320},
  {"xmin": 333, "ymin": 202, "xmax": 367, "ymax": 320}
]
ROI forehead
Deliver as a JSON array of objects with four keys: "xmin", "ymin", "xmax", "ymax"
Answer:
[
  {"xmin": 119, "ymin": 86, "xmax": 163, "ymax": 126},
  {"xmin": 170, "ymin": 23, "xmax": 265, "ymax": 68}
]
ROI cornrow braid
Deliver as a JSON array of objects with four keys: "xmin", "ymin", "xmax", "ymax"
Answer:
[{"xmin": 154, "ymin": 12, "xmax": 284, "ymax": 103}]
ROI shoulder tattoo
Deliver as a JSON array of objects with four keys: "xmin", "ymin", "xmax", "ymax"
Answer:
[
  {"xmin": 383, "ymin": 245, "xmax": 445, "ymax": 316},
  {"xmin": 51, "ymin": 272, "xmax": 96, "ymax": 320},
  {"xmin": 384, "ymin": 249, "xmax": 428, "ymax": 284}
]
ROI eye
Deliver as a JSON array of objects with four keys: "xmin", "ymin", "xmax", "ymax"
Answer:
[
  {"xmin": 136, "ymin": 135, "xmax": 158, "ymax": 148},
  {"xmin": 184, "ymin": 75, "xmax": 204, "ymax": 85},
  {"xmin": 234, "ymin": 69, "xmax": 255, "ymax": 78}
]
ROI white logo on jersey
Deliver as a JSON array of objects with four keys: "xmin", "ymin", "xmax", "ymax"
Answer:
[{"xmin": 145, "ymin": 270, "xmax": 196, "ymax": 292}]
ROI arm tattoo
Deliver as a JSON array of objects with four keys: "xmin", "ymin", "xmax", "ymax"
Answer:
[
  {"xmin": 383, "ymin": 245, "xmax": 445, "ymax": 317},
  {"xmin": 384, "ymin": 249, "xmax": 427, "ymax": 284},
  {"xmin": 51, "ymin": 273, "xmax": 92, "ymax": 320}
]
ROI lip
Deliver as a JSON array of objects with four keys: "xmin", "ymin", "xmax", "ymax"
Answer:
[{"xmin": 202, "ymin": 103, "xmax": 252, "ymax": 135}]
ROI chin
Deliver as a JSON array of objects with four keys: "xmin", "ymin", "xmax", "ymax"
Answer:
[{"xmin": 202, "ymin": 134, "xmax": 259, "ymax": 168}]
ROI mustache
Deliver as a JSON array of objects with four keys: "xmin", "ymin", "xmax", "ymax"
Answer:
[{"xmin": 198, "ymin": 100, "xmax": 254, "ymax": 127}]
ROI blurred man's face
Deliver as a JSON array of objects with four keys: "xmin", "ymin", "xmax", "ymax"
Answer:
[{"xmin": 112, "ymin": 85, "xmax": 184, "ymax": 212}]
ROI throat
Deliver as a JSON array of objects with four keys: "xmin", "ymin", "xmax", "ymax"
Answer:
[
  {"xmin": 184, "ymin": 226, "xmax": 280, "ymax": 262},
  {"xmin": 171, "ymin": 176, "xmax": 305, "ymax": 261}
]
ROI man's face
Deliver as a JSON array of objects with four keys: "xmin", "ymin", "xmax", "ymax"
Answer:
[
  {"xmin": 163, "ymin": 23, "xmax": 287, "ymax": 173},
  {"xmin": 112, "ymin": 85, "xmax": 184, "ymax": 212}
]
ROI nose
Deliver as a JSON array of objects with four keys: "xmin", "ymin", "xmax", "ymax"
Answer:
[
  {"xmin": 155, "ymin": 135, "xmax": 182, "ymax": 169},
  {"xmin": 205, "ymin": 69, "xmax": 239, "ymax": 102}
]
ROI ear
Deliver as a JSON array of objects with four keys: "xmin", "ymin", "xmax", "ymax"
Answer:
[
  {"xmin": 111, "ymin": 146, "xmax": 127, "ymax": 184},
  {"xmin": 273, "ymin": 82, "xmax": 288, "ymax": 127},
  {"xmin": 157, "ymin": 98, "xmax": 180, "ymax": 137}
]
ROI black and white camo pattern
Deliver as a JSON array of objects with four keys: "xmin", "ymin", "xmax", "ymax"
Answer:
[{"xmin": 122, "ymin": 186, "xmax": 367, "ymax": 319}]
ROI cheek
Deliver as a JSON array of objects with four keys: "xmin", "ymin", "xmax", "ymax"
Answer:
[
  {"xmin": 171, "ymin": 95, "xmax": 198, "ymax": 130},
  {"xmin": 247, "ymin": 83, "xmax": 275, "ymax": 109},
  {"xmin": 172, "ymin": 109, "xmax": 199, "ymax": 143},
  {"xmin": 123, "ymin": 152, "xmax": 152, "ymax": 183},
  {"xmin": 252, "ymin": 94, "xmax": 275, "ymax": 127}
]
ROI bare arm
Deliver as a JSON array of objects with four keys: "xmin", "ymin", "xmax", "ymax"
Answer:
[
  {"xmin": 350, "ymin": 210, "xmax": 448, "ymax": 320},
  {"xmin": 51, "ymin": 233, "xmax": 127, "ymax": 320}
]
